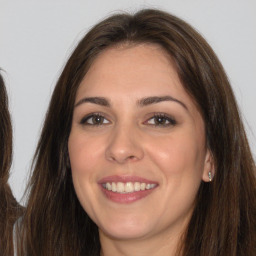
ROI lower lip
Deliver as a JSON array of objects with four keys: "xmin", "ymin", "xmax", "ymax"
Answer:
[{"xmin": 99, "ymin": 185, "xmax": 157, "ymax": 204}]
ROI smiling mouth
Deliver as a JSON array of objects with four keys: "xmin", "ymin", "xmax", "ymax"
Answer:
[
  {"xmin": 98, "ymin": 176, "xmax": 158, "ymax": 203},
  {"xmin": 102, "ymin": 181, "xmax": 157, "ymax": 193}
]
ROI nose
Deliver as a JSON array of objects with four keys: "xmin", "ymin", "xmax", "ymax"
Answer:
[{"xmin": 105, "ymin": 124, "xmax": 144, "ymax": 164}]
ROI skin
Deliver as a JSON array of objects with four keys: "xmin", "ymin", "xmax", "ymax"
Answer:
[{"xmin": 68, "ymin": 44, "xmax": 214, "ymax": 256}]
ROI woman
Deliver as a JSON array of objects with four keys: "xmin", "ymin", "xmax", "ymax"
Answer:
[
  {"xmin": 0, "ymin": 72, "xmax": 23, "ymax": 256},
  {"xmin": 18, "ymin": 9, "xmax": 256, "ymax": 256}
]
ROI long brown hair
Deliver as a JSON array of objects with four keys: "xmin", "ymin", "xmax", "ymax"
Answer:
[
  {"xmin": 18, "ymin": 9, "xmax": 256, "ymax": 256},
  {"xmin": 0, "ymin": 72, "xmax": 23, "ymax": 256}
]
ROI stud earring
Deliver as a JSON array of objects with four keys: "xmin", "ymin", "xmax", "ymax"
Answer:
[{"xmin": 208, "ymin": 171, "xmax": 212, "ymax": 182}]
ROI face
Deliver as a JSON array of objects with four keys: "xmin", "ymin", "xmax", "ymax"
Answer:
[{"xmin": 68, "ymin": 44, "xmax": 213, "ymax": 242}]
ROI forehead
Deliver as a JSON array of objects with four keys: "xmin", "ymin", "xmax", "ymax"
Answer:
[{"xmin": 76, "ymin": 44, "xmax": 196, "ymax": 111}]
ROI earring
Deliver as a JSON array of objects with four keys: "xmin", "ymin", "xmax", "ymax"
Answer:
[{"xmin": 208, "ymin": 171, "xmax": 212, "ymax": 182}]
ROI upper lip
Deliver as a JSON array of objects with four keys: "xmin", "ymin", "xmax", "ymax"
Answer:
[{"xmin": 98, "ymin": 175, "xmax": 158, "ymax": 184}]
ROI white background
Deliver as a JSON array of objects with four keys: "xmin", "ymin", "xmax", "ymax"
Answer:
[{"xmin": 0, "ymin": 0, "xmax": 255, "ymax": 203}]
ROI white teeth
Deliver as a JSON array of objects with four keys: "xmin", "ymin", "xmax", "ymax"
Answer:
[
  {"xmin": 116, "ymin": 182, "xmax": 124, "ymax": 193},
  {"xmin": 146, "ymin": 184, "xmax": 151, "ymax": 190},
  {"xmin": 103, "ymin": 182, "xmax": 156, "ymax": 193},
  {"xmin": 106, "ymin": 182, "xmax": 111, "ymax": 190},
  {"xmin": 124, "ymin": 182, "xmax": 134, "ymax": 192},
  {"xmin": 140, "ymin": 183, "xmax": 146, "ymax": 190},
  {"xmin": 111, "ymin": 182, "xmax": 117, "ymax": 192},
  {"xmin": 134, "ymin": 182, "xmax": 140, "ymax": 191}
]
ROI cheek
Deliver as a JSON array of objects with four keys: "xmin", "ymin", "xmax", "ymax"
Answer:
[
  {"xmin": 68, "ymin": 132, "xmax": 106, "ymax": 215},
  {"xmin": 146, "ymin": 129, "xmax": 206, "ymax": 179},
  {"xmin": 68, "ymin": 133, "xmax": 104, "ymax": 203},
  {"xmin": 68, "ymin": 132, "xmax": 104, "ymax": 177}
]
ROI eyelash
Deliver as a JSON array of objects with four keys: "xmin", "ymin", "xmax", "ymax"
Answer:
[
  {"xmin": 80, "ymin": 113, "xmax": 110, "ymax": 126},
  {"xmin": 79, "ymin": 113, "xmax": 177, "ymax": 127},
  {"xmin": 145, "ymin": 113, "xmax": 177, "ymax": 127}
]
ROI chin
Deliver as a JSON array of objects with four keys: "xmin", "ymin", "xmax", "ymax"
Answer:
[
  {"xmin": 100, "ymin": 226, "xmax": 151, "ymax": 240},
  {"xmin": 98, "ymin": 216, "xmax": 154, "ymax": 240}
]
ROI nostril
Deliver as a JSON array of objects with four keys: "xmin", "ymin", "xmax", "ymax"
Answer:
[{"xmin": 105, "ymin": 141, "xmax": 144, "ymax": 163}]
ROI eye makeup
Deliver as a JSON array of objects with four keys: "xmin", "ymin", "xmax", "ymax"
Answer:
[
  {"xmin": 79, "ymin": 111, "xmax": 177, "ymax": 129},
  {"xmin": 80, "ymin": 112, "xmax": 110, "ymax": 126},
  {"xmin": 144, "ymin": 113, "xmax": 177, "ymax": 127}
]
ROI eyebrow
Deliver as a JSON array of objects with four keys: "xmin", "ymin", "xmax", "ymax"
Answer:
[
  {"xmin": 75, "ymin": 95, "xmax": 187, "ymax": 110},
  {"xmin": 138, "ymin": 96, "xmax": 187, "ymax": 110},
  {"xmin": 75, "ymin": 97, "xmax": 110, "ymax": 107}
]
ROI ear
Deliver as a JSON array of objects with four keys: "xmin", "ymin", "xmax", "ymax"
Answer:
[{"xmin": 201, "ymin": 149, "xmax": 215, "ymax": 182}]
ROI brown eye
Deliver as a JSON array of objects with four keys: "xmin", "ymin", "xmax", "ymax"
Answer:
[
  {"xmin": 154, "ymin": 116, "xmax": 168, "ymax": 125},
  {"xmin": 80, "ymin": 114, "xmax": 110, "ymax": 125},
  {"xmin": 146, "ymin": 114, "xmax": 176, "ymax": 127}
]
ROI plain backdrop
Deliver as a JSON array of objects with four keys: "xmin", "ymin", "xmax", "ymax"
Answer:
[{"xmin": 0, "ymin": 0, "xmax": 255, "ymax": 203}]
